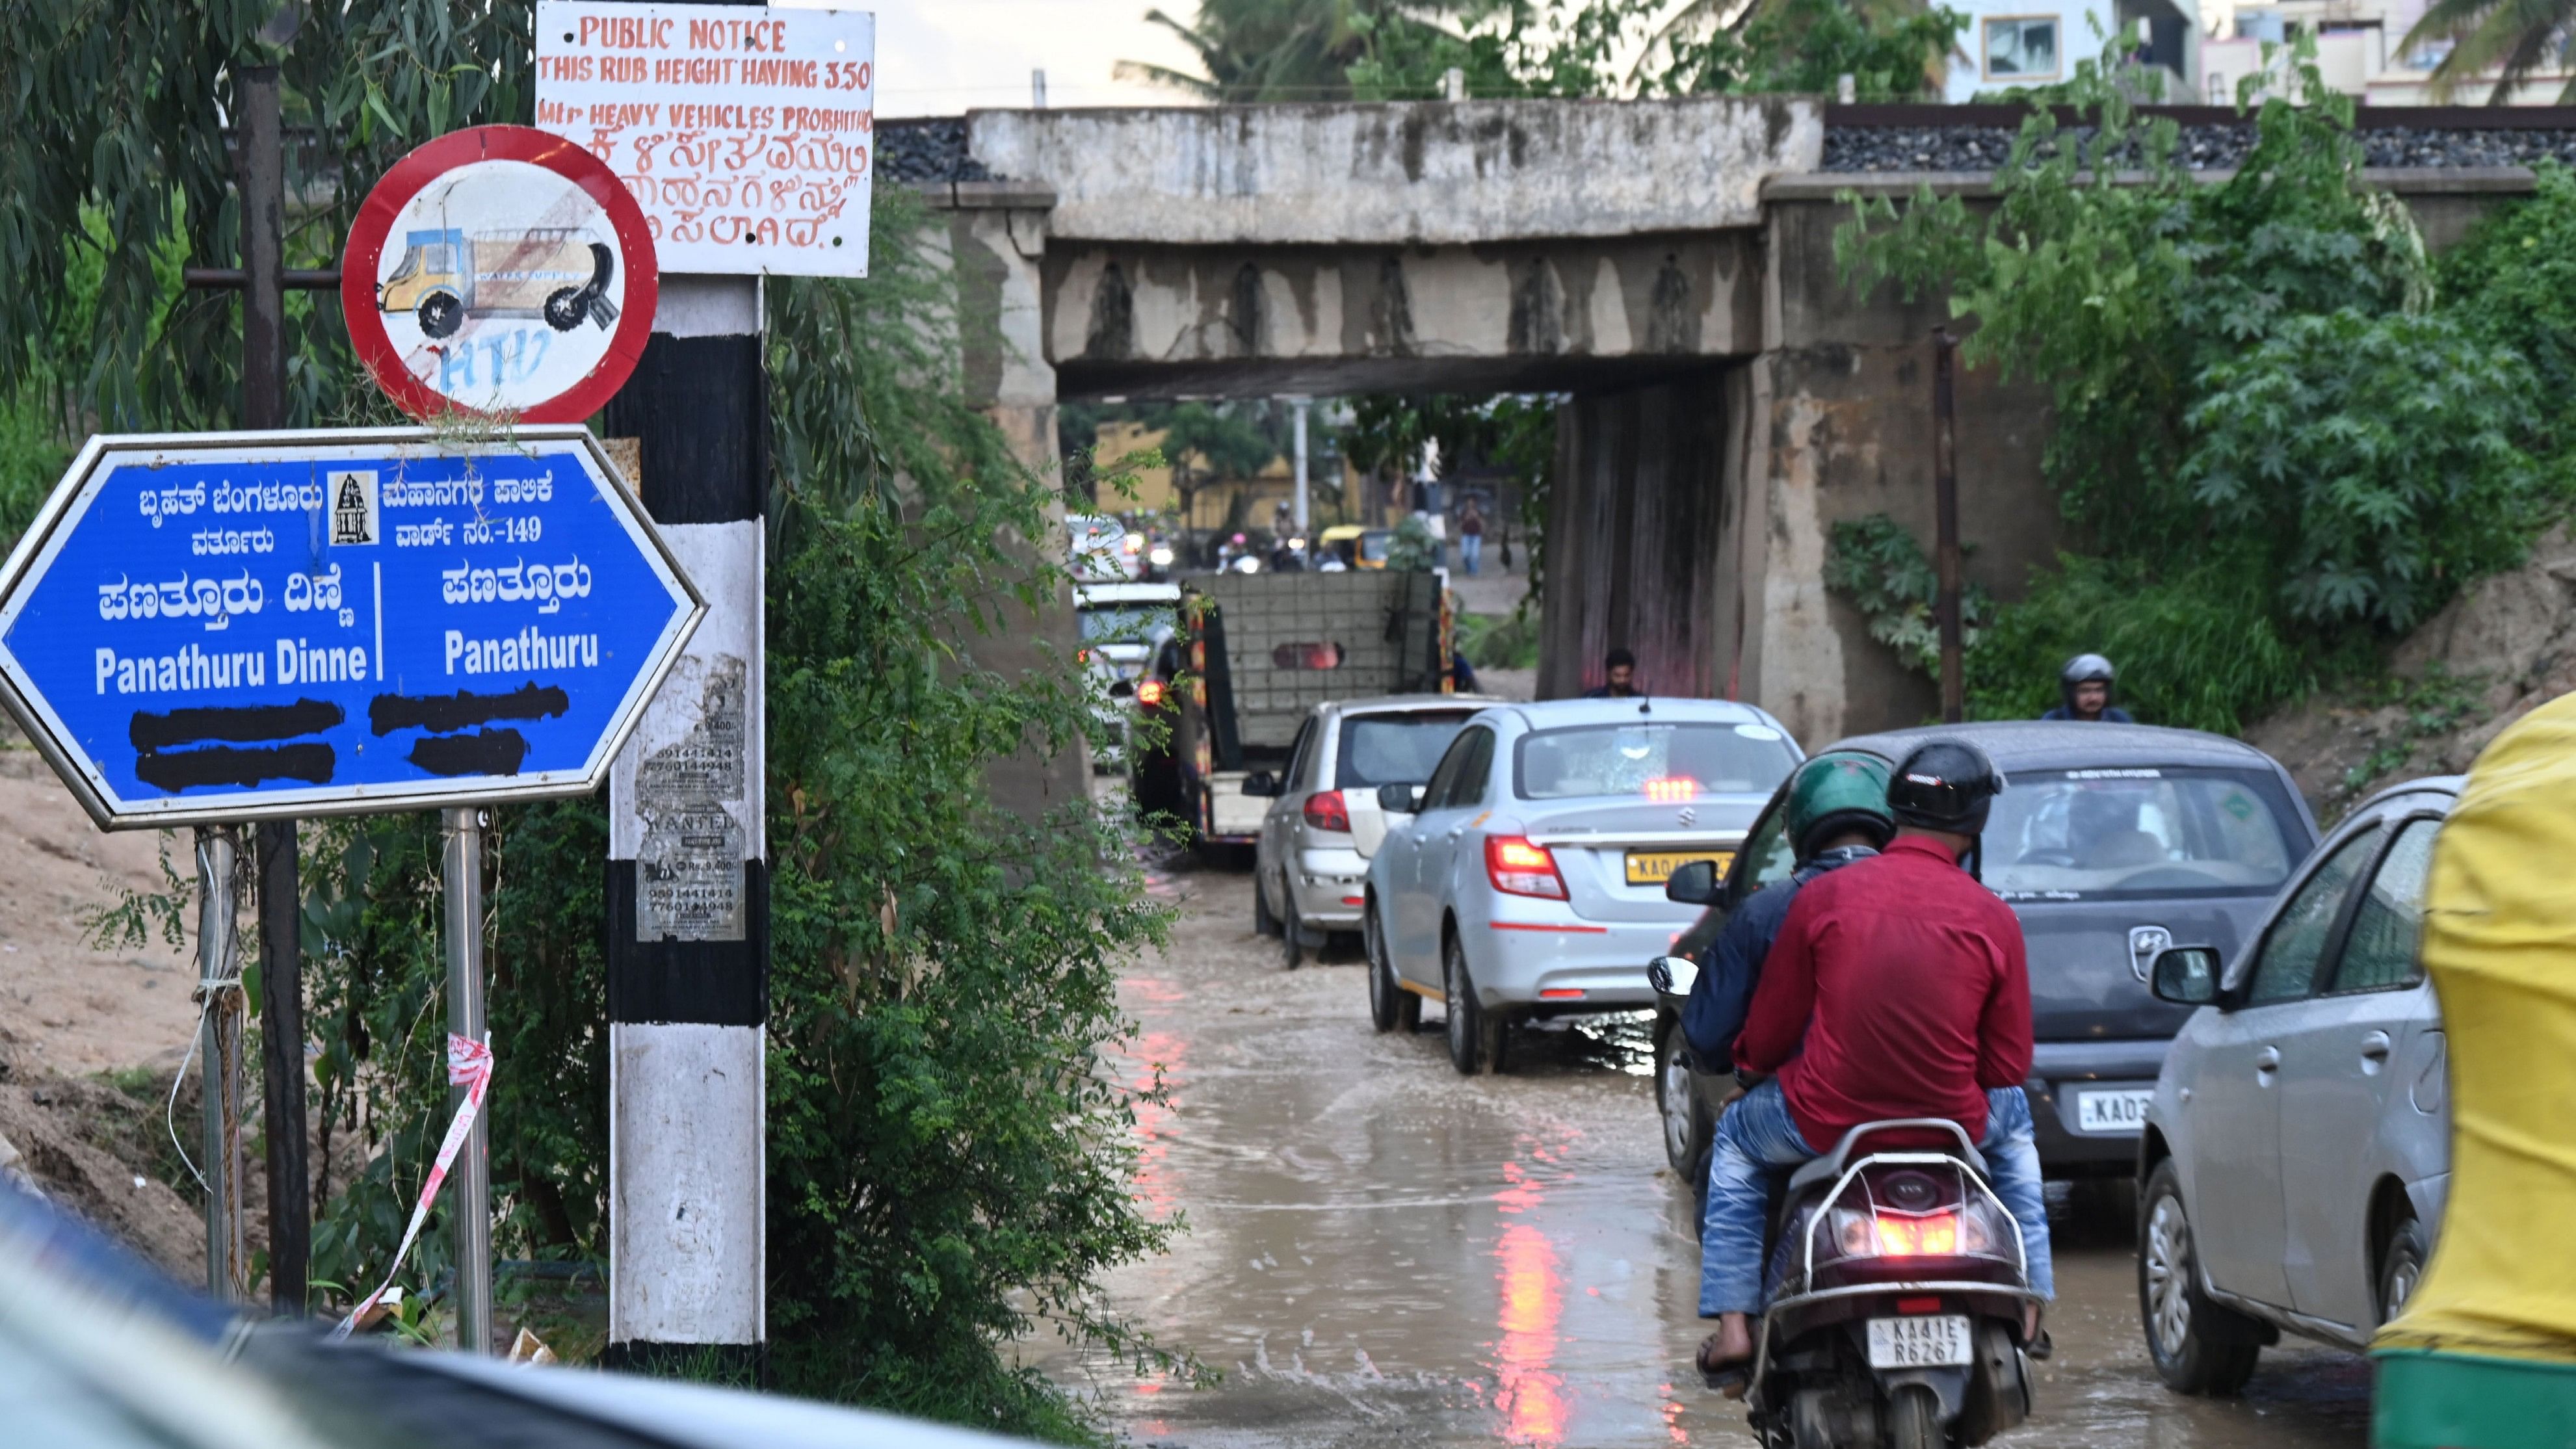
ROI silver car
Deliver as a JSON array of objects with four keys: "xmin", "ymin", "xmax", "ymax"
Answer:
[
  {"xmin": 2136, "ymin": 775, "xmax": 2456, "ymax": 1393},
  {"xmin": 1247, "ymin": 695, "xmax": 1490, "ymax": 967},
  {"xmin": 1075, "ymin": 580, "xmax": 1179, "ymax": 771},
  {"xmin": 1361, "ymin": 698, "xmax": 1802, "ymax": 1074}
]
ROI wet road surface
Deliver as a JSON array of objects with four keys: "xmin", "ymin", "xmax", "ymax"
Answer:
[{"xmin": 1026, "ymin": 862, "xmax": 2374, "ymax": 1448}]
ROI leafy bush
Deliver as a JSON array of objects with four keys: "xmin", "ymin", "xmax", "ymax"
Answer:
[
  {"xmin": 1962, "ymin": 558, "xmax": 2315, "ymax": 733},
  {"xmin": 2439, "ymin": 162, "xmax": 2576, "ymax": 424},
  {"xmin": 1821, "ymin": 516, "xmax": 1995, "ymax": 677},
  {"xmin": 1832, "ymin": 44, "xmax": 2558, "ymax": 730},
  {"xmin": 2183, "ymin": 308, "xmax": 2546, "ymax": 631}
]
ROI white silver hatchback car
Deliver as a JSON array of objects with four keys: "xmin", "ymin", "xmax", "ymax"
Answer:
[
  {"xmin": 1361, "ymin": 697, "xmax": 1802, "ymax": 1073},
  {"xmin": 2136, "ymin": 774, "xmax": 2456, "ymax": 1394},
  {"xmin": 1246, "ymin": 694, "xmax": 1491, "ymax": 967}
]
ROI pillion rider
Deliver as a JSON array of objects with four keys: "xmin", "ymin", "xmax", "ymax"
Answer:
[
  {"xmin": 1693, "ymin": 740, "xmax": 2053, "ymax": 1388},
  {"xmin": 1679, "ymin": 753, "xmax": 1895, "ymax": 1073}
]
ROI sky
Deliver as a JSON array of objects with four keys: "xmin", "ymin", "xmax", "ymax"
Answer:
[{"xmin": 860, "ymin": 0, "xmax": 1211, "ymax": 116}]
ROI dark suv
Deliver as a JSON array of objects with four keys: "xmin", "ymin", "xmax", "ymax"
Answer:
[{"xmin": 1652, "ymin": 722, "xmax": 2318, "ymax": 1186}]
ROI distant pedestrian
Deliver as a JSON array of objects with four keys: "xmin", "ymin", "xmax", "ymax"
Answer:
[
  {"xmin": 1458, "ymin": 499, "xmax": 1486, "ymax": 576},
  {"xmin": 1583, "ymin": 647, "xmax": 1640, "ymax": 698}
]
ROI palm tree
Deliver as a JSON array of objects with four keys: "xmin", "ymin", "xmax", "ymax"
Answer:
[
  {"xmin": 2400, "ymin": 0, "xmax": 2576, "ymax": 103},
  {"xmin": 1116, "ymin": 0, "xmax": 1367, "ymax": 103}
]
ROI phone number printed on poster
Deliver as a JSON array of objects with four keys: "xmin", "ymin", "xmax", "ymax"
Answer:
[{"xmin": 535, "ymin": 1, "xmax": 876, "ymax": 278}]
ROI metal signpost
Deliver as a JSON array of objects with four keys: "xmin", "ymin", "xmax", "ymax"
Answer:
[
  {"xmin": 0, "ymin": 424, "xmax": 698, "ymax": 1349},
  {"xmin": 536, "ymin": 2, "xmax": 873, "ymax": 1371}
]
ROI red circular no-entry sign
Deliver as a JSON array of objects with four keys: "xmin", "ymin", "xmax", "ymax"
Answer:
[{"xmin": 343, "ymin": 125, "xmax": 658, "ymax": 423}]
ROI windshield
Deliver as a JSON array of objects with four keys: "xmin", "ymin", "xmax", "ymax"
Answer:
[
  {"xmin": 1335, "ymin": 711, "xmax": 1475, "ymax": 789},
  {"xmin": 1514, "ymin": 722, "xmax": 1797, "ymax": 801},
  {"xmin": 1077, "ymin": 605, "xmax": 1170, "ymax": 644},
  {"xmin": 1983, "ymin": 767, "xmax": 2300, "ymax": 899}
]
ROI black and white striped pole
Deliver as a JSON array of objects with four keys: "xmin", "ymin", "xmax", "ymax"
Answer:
[{"xmin": 599, "ymin": 276, "xmax": 769, "ymax": 1375}]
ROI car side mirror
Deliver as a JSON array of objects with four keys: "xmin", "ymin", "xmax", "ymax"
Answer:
[
  {"xmin": 1242, "ymin": 771, "xmax": 1282, "ymax": 798},
  {"xmin": 1376, "ymin": 782, "xmax": 1425, "ymax": 814},
  {"xmin": 2151, "ymin": 946, "xmax": 2223, "ymax": 1006},
  {"xmin": 1647, "ymin": 954, "xmax": 1700, "ymax": 998},
  {"xmin": 1664, "ymin": 859, "xmax": 1722, "ymax": 906}
]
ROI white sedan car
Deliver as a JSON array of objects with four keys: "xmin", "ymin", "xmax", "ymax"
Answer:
[{"xmin": 1361, "ymin": 697, "xmax": 1802, "ymax": 1073}]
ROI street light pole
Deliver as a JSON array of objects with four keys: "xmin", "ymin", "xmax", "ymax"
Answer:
[{"xmin": 1290, "ymin": 397, "xmax": 1311, "ymax": 535}]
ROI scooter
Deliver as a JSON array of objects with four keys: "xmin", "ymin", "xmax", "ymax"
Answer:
[{"xmin": 1743, "ymin": 1118, "xmax": 2036, "ymax": 1449}]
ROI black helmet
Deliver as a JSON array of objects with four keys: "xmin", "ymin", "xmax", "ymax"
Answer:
[
  {"xmin": 2060, "ymin": 653, "xmax": 2116, "ymax": 713},
  {"xmin": 1887, "ymin": 739, "xmax": 2005, "ymax": 835}
]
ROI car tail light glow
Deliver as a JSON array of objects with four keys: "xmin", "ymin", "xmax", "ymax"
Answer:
[
  {"xmin": 1538, "ymin": 988, "xmax": 1585, "ymax": 1000},
  {"xmin": 1486, "ymin": 836, "xmax": 1568, "ymax": 899},
  {"xmin": 1136, "ymin": 679, "xmax": 1167, "ymax": 707},
  {"xmin": 1896, "ymin": 1296, "xmax": 1945, "ymax": 1314},
  {"xmin": 1643, "ymin": 776, "xmax": 1700, "ymax": 803},
  {"xmin": 1302, "ymin": 790, "xmax": 1352, "ymax": 833}
]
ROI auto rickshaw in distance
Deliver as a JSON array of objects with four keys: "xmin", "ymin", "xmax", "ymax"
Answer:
[{"xmin": 2374, "ymin": 690, "xmax": 2576, "ymax": 1444}]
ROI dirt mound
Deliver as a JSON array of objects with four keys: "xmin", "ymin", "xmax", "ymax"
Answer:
[
  {"xmin": 2248, "ymin": 525, "xmax": 2576, "ymax": 820},
  {"xmin": 0, "ymin": 1026, "xmax": 208, "ymax": 1279}
]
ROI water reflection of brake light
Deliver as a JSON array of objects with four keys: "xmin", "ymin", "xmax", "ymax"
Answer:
[
  {"xmin": 1486, "ymin": 836, "xmax": 1568, "ymax": 899},
  {"xmin": 1642, "ymin": 776, "xmax": 1699, "ymax": 803},
  {"xmin": 1136, "ymin": 679, "xmax": 1167, "ymax": 707}
]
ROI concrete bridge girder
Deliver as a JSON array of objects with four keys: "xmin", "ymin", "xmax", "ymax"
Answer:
[{"xmin": 919, "ymin": 98, "xmax": 2542, "ymax": 748}]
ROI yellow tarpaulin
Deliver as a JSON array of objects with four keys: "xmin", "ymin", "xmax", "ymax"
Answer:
[{"xmin": 2378, "ymin": 690, "xmax": 2576, "ymax": 1361}]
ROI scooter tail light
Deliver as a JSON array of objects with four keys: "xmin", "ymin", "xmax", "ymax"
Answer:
[
  {"xmin": 1484, "ymin": 835, "xmax": 1567, "ymax": 899},
  {"xmin": 1136, "ymin": 679, "xmax": 1167, "ymax": 708},
  {"xmin": 1303, "ymin": 789, "xmax": 1352, "ymax": 833},
  {"xmin": 1874, "ymin": 1211, "xmax": 1962, "ymax": 1257}
]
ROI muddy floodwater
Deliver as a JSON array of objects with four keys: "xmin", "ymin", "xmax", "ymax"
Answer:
[{"xmin": 1024, "ymin": 861, "xmax": 2375, "ymax": 1448}]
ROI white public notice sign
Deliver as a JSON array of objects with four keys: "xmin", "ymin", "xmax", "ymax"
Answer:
[{"xmin": 534, "ymin": 3, "xmax": 874, "ymax": 278}]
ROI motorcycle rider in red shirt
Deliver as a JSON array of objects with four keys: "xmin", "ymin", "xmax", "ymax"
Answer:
[{"xmin": 1694, "ymin": 739, "xmax": 2053, "ymax": 1387}]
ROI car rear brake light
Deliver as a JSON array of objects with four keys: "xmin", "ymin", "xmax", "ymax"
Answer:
[
  {"xmin": 1077, "ymin": 647, "xmax": 1091, "ymax": 666},
  {"xmin": 1339, "ymin": 894, "xmax": 1365, "ymax": 907},
  {"xmin": 1485, "ymin": 835, "xmax": 1568, "ymax": 899},
  {"xmin": 1302, "ymin": 790, "xmax": 1352, "ymax": 833},
  {"xmin": 1538, "ymin": 988, "xmax": 1585, "ymax": 1000},
  {"xmin": 1135, "ymin": 679, "xmax": 1167, "ymax": 707},
  {"xmin": 1643, "ymin": 776, "xmax": 1699, "ymax": 803}
]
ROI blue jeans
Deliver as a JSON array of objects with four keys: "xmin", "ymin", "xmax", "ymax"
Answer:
[
  {"xmin": 1698, "ymin": 1081, "xmax": 2053, "ymax": 1316},
  {"xmin": 1458, "ymin": 532, "xmax": 1482, "ymax": 574}
]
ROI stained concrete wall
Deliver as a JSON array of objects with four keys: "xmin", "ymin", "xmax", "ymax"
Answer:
[
  {"xmin": 1044, "ymin": 234, "xmax": 1764, "ymax": 398},
  {"xmin": 1538, "ymin": 372, "xmax": 1739, "ymax": 700},
  {"xmin": 969, "ymin": 98, "xmax": 1824, "ymax": 247}
]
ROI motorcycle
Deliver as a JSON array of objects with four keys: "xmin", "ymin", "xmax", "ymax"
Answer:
[
  {"xmin": 1646, "ymin": 954, "xmax": 2037, "ymax": 1449},
  {"xmin": 1743, "ymin": 1117, "xmax": 2036, "ymax": 1449}
]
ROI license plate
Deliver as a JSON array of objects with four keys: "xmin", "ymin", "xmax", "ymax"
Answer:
[
  {"xmin": 2076, "ymin": 1088, "xmax": 2154, "ymax": 1132},
  {"xmin": 1625, "ymin": 850, "xmax": 1731, "ymax": 886},
  {"xmin": 1866, "ymin": 1314, "xmax": 1973, "ymax": 1369}
]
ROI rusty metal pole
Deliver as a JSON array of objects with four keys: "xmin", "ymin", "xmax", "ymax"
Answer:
[
  {"xmin": 237, "ymin": 60, "xmax": 313, "ymax": 1316},
  {"xmin": 193, "ymin": 827, "xmax": 244, "ymax": 1300},
  {"xmin": 1932, "ymin": 328, "xmax": 1965, "ymax": 724}
]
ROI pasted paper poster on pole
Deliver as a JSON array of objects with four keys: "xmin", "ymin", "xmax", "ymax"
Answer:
[{"xmin": 534, "ymin": 3, "xmax": 874, "ymax": 278}]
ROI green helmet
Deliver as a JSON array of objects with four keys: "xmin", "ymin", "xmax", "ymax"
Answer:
[{"xmin": 1783, "ymin": 753, "xmax": 1896, "ymax": 861}]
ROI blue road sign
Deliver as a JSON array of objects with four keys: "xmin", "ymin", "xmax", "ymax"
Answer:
[{"xmin": 0, "ymin": 427, "xmax": 702, "ymax": 828}]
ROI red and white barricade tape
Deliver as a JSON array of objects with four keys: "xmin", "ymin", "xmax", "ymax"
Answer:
[{"xmin": 332, "ymin": 1032, "xmax": 493, "ymax": 1340}]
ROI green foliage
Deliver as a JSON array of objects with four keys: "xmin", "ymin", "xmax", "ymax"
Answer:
[
  {"xmin": 2184, "ymin": 309, "xmax": 2546, "ymax": 631},
  {"xmin": 1820, "ymin": 516, "xmax": 1994, "ymax": 677},
  {"xmin": 1456, "ymin": 608, "xmax": 1540, "ymax": 670},
  {"xmin": 1342, "ymin": 393, "xmax": 1554, "ymax": 603},
  {"xmin": 1120, "ymin": 0, "xmax": 1366, "ymax": 100},
  {"xmin": 1962, "ymin": 558, "xmax": 2316, "ymax": 733},
  {"xmin": 1653, "ymin": 0, "xmax": 1964, "ymax": 101},
  {"xmin": 2439, "ymin": 163, "xmax": 2576, "ymax": 423},
  {"xmin": 6, "ymin": 1, "xmax": 535, "ymax": 432},
  {"xmin": 1386, "ymin": 514, "xmax": 1441, "ymax": 571},
  {"xmin": 1833, "ymin": 42, "xmax": 2558, "ymax": 733}
]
